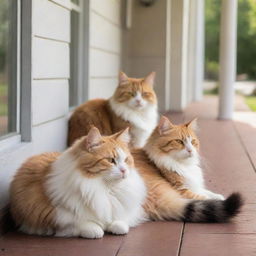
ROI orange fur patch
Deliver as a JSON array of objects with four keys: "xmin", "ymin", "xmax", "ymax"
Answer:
[
  {"xmin": 132, "ymin": 149, "xmax": 187, "ymax": 220},
  {"xmin": 10, "ymin": 153, "xmax": 60, "ymax": 231}
]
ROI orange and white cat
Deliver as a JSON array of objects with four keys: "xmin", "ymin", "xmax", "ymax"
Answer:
[
  {"xmin": 10, "ymin": 126, "xmax": 243, "ymax": 238},
  {"xmin": 10, "ymin": 127, "xmax": 147, "ymax": 238},
  {"xmin": 144, "ymin": 116, "xmax": 225, "ymax": 201},
  {"xmin": 68, "ymin": 71, "xmax": 158, "ymax": 148},
  {"xmin": 133, "ymin": 148, "xmax": 242, "ymax": 222}
]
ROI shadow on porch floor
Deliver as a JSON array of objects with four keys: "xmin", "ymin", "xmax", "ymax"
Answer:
[{"xmin": 0, "ymin": 96, "xmax": 256, "ymax": 256}]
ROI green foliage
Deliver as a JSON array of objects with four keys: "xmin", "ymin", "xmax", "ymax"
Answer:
[
  {"xmin": 245, "ymin": 96, "xmax": 256, "ymax": 111},
  {"xmin": 205, "ymin": 61, "xmax": 219, "ymax": 80},
  {"xmin": 0, "ymin": 1, "xmax": 8, "ymax": 73},
  {"xmin": 204, "ymin": 85, "xmax": 219, "ymax": 95},
  {"xmin": 205, "ymin": 0, "xmax": 221, "ymax": 67},
  {"xmin": 205, "ymin": 0, "xmax": 256, "ymax": 80},
  {"xmin": 0, "ymin": 83, "xmax": 7, "ymax": 116}
]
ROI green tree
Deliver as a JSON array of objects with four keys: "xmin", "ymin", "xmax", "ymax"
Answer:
[{"xmin": 205, "ymin": 0, "xmax": 256, "ymax": 80}]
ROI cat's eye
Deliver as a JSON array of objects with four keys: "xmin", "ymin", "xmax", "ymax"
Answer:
[
  {"xmin": 142, "ymin": 92, "xmax": 150, "ymax": 97},
  {"xmin": 107, "ymin": 158, "xmax": 116, "ymax": 164},
  {"xmin": 191, "ymin": 139, "xmax": 197, "ymax": 145},
  {"xmin": 126, "ymin": 92, "xmax": 135, "ymax": 97},
  {"xmin": 176, "ymin": 139, "xmax": 183, "ymax": 144}
]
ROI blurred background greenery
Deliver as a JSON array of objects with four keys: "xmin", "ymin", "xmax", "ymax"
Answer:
[
  {"xmin": 205, "ymin": 0, "xmax": 256, "ymax": 80},
  {"xmin": 0, "ymin": 0, "xmax": 9, "ymax": 135},
  {"xmin": 205, "ymin": 0, "xmax": 256, "ymax": 111}
]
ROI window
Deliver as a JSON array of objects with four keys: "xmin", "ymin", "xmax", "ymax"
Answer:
[
  {"xmin": 0, "ymin": 0, "xmax": 19, "ymax": 138},
  {"xmin": 69, "ymin": 0, "xmax": 82, "ymax": 107}
]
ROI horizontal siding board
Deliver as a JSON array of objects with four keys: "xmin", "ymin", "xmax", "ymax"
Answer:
[
  {"xmin": 89, "ymin": 78, "xmax": 118, "ymax": 99},
  {"xmin": 33, "ymin": 37, "xmax": 69, "ymax": 79},
  {"xmin": 90, "ymin": 11, "xmax": 121, "ymax": 53},
  {"xmin": 32, "ymin": 117, "xmax": 68, "ymax": 152},
  {"xmin": 91, "ymin": 0, "xmax": 121, "ymax": 26},
  {"xmin": 32, "ymin": 80, "xmax": 69, "ymax": 125},
  {"xmin": 33, "ymin": 0, "xmax": 70, "ymax": 42},
  {"xmin": 90, "ymin": 48, "xmax": 120, "ymax": 77}
]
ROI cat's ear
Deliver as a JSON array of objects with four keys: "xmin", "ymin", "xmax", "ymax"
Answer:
[
  {"xmin": 144, "ymin": 71, "xmax": 156, "ymax": 87},
  {"xmin": 119, "ymin": 71, "xmax": 129, "ymax": 85},
  {"xmin": 158, "ymin": 116, "xmax": 174, "ymax": 135},
  {"xmin": 185, "ymin": 118, "xmax": 198, "ymax": 131},
  {"xmin": 85, "ymin": 127, "xmax": 102, "ymax": 151},
  {"xmin": 114, "ymin": 127, "xmax": 131, "ymax": 144}
]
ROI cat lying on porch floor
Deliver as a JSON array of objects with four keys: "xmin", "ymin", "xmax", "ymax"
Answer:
[{"xmin": 10, "ymin": 127, "xmax": 243, "ymax": 239}]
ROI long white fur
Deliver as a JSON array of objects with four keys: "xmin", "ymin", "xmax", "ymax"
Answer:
[
  {"xmin": 145, "ymin": 136, "xmax": 224, "ymax": 200},
  {"xmin": 45, "ymin": 147, "xmax": 147, "ymax": 239},
  {"xmin": 109, "ymin": 96, "xmax": 158, "ymax": 148}
]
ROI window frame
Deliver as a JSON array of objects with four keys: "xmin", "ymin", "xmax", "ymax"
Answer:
[
  {"xmin": 69, "ymin": 0, "xmax": 89, "ymax": 109},
  {"xmin": 0, "ymin": 0, "xmax": 20, "ymax": 141},
  {"xmin": 0, "ymin": 0, "xmax": 32, "ymax": 149}
]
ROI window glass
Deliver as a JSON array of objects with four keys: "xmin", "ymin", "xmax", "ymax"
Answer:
[
  {"xmin": 69, "ymin": 9, "xmax": 80, "ymax": 107},
  {"xmin": 0, "ymin": 0, "xmax": 18, "ymax": 137}
]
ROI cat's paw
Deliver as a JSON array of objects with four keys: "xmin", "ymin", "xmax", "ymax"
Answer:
[
  {"xmin": 205, "ymin": 192, "xmax": 225, "ymax": 200},
  {"xmin": 80, "ymin": 223, "xmax": 104, "ymax": 239},
  {"xmin": 108, "ymin": 221, "xmax": 129, "ymax": 235},
  {"xmin": 210, "ymin": 193, "xmax": 225, "ymax": 200},
  {"xmin": 203, "ymin": 190, "xmax": 225, "ymax": 200}
]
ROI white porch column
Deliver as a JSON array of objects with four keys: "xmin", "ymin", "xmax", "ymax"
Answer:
[
  {"xmin": 218, "ymin": 0, "xmax": 238, "ymax": 119},
  {"xmin": 169, "ymin": 0, "xmax": 190, "ymax": 111},
  {"xmin": 193, "ymin": 0, "xmax": 204, "ymax": 101},
  {"xmin": 186, "ymin": 0, "xmax": 205, "ymax": 104}
]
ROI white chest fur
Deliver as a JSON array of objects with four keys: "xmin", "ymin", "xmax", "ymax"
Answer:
[
  {"xmin": 146, "ymin": 150, "xmax": 205, "ymax": 192},
  {"xmin": 45, "ymin": 153, "xmax": 147, "ymax": 232},
  {"xmin": 109, "ymin": 98, "xmax": 158, "ymax": 148},
  {"xmin": 178, "ymin": 164, "xmax": 205, "ymax": 193}
]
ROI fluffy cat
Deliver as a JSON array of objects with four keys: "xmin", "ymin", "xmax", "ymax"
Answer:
[
  {"xmin": 10, "ymin": 127, "xmax": 243, "ymax": 239},
  {"xmin": 133, "ymin": 149, "xmax": 243, "ymax": 222},
  {"xmin": 144, "ymin": 116, "xmax": 225, "ymax": 200},
  {"xmin": 10, "ymin": 127, "xmax": 147, "ymax": 238},
  {"xmin": 68, "ymin": 71, "xmax": 158, "ymax": 148}
]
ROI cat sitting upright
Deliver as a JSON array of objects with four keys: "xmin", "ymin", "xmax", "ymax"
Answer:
[
  {"xmin": 10, "ymin": 127, "xmax": 147, "ymax": 239},
  {"xmin": 68, "ymin": 71, "xmax": 158, "ymax": 148}
]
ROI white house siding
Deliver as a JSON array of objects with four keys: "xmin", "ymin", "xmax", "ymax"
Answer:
[
  {"xmin": 88, "ymin": 0, "xmax": 122, "ymax": 99},
  {"xmin": 0, "ymin": 0, "xmax": 70, "ymax": 207}
]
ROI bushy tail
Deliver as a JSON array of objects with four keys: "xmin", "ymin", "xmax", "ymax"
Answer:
[{"xmin": 182, "ymin": 193, "xmax": 243, "ymax": 223}]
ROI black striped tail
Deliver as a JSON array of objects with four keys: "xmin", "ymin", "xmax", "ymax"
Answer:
[{"xmin": 183, "ymin": 192, "xmax": 243, "ymax": 223}]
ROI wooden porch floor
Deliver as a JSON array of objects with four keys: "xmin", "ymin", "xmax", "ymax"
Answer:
[{"xmin": 1, "ymin": 96, "xmax": 256, "ymax": 256}]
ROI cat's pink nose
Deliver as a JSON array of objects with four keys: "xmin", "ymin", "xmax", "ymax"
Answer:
[
  {"xmin": 120, "ymin": 168, "xmax": 127, "ymax": 178},
  {"xmin": 136, "ymin": 99, "xmax": 141, "ymax": 104},
  {"xmin": 187, "ymin": 149, "xmax": 192, "ymax": 153},
  {"xmin": 120, "ymin": 168, "xmax": 126, "ymax": 174}
]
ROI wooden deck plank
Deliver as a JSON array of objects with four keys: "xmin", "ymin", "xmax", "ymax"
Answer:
[
  {"xmin": 180, "ymin": 233, "xmax": 256, "ymax": 256},
  {"xmin": 0, "ymin": 232, "xmax": 123, "ymax": 256},
  {"xmin": 177, "ymin": 97, "xmax": 256, "ymax": 256},
  {"xmin": 183, "ymin": 203, "xmax": 256, "ymax": 234},
  {"xmin": 234, "ymin": 120, "xmax": 256, "ymax": 172},
  {"xmin": 1, "ymin": 96, "xmax": 255, "ymax": 256},
  {"xmin": 117, "ymin": 222, "xmax": 183, "ymax": 256},
  {"xmin": 176, "ymin": 102, "xmax": 256, "ymax": 201}
]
